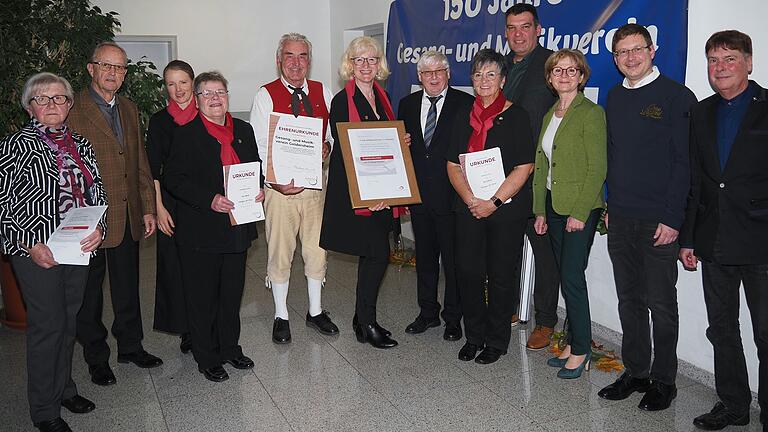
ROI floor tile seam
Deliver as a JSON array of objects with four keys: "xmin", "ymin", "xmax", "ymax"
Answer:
[
  {"xmin": 474, "ymin": 370, "xmax": 563, "ymax": 426},
  {"xmin": 148, "ymin": 364, "xmax": 173, "ymax": 432}
]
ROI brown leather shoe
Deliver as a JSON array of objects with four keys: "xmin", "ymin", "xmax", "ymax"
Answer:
[
  {"xmin": 511, "ymin": 314, "xmax": 521, "ymax": 327},
  {"xmin": 526, "ymin": 325, "xmax": 554, "ymax": 350}
]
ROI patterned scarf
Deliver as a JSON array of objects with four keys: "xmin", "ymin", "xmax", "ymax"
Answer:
[
  {"xmin": 468, "ymin": 92, "xmax": 506, "ymax": 153},
  {"xmin": 200, "ymin": 113, "xmax": 240, "ymax": 166}
]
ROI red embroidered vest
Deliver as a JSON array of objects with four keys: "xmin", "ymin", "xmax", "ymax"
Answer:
[{"xmin": 263, "ymin": 79, "xmax": 329, "ymax": 142}]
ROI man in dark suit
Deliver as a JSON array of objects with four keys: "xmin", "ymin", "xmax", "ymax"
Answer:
[
  {"xmin": 680, "ymin": 30, "xmax": 767, "ymax": 431},
  {"xmin": 398, "ymin": 50, "xmax": 473, "ymax": 340},
  {"xmin": 501, "ymin": 3, "xmax": 560, "ymax": 350},
  {"xmin": 68, "ymin": 41, "xmax": 162, "ymax": 387}
]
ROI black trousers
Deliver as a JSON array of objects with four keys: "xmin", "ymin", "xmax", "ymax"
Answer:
[
  {"xmin": 355, "ymin": 236, "xmax": 390, "ymax": 326},
  {"xmin": 12, "ymin": 256, "xmax": 88, "ymax": 423},
  {"xmin": 152, "ymin": 228, "xmax": 187, "ymax": 334},
  {"xmin": 607, "ymin": 215, "xmax": 679, "ymax": 384},
  {"xmin": 411, "ymin": 208, "xmax": 460, "ymax": 323},
  {"xmin": 178, "ymin": 247, "xmax": 246, "ymax": 369},
  {"xmin": 515, "ymin": 217, "xmax": 560, "ymax": 328},
  {"xmin": 702, "ymin": 260, "xmax": 767, "ymax": 420},
  {"xmin": 77, "ymin": 221, "xmax": 143, "ymax": 365},
  {"xmin": 456, "ymin": 207, "xmax": 527, "ymax": 352}
]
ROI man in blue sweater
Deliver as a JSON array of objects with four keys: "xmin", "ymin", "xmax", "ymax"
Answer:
[{"xmin": 599, "ymin": 23, "xmax": 697, "ymax": 412}]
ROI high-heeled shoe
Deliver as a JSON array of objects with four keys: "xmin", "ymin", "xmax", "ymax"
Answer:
[
  {"xmin": 353, "ymin": 315, "xmax": 391, "ymax": 337},
  {"xmin": 557, "ymin": 355, "xmax": 590, "ymax": 379},
  {"xmin": 546, "ymin": 356, "xmax": 568, "ymax": 368},
  {"xmin": 356, "ymin": 323, "xmax": 398, "ymax": 349}
]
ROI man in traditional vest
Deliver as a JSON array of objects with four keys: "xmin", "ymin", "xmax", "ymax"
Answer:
[{"xmin": 249, "ymin": 33, "xmax": 338, "ymax": 344}]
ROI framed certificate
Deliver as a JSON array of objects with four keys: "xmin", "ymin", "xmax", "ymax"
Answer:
[{"xmin": 336, "ymin": 121, "xmax": 421, "ymax": 209}]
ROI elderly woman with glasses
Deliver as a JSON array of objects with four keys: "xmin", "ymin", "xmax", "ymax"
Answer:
[
  {"xmin": 446, "ymin": 49, "xmax": 535, "ymax": 365},
  {"xmin": 0, "ymin": 72, "xmax": 107, "ymax": 432},
  {"xmin": 532, "ymin": 49, "xmax": 606, "ymax": 379},
  {"xmin": 320, "ymin": 36, "xmax": 402, "ymax": 349},
  {"xmin": 163, "ymin": 71, "xmax": 264, "ymax": 383}
]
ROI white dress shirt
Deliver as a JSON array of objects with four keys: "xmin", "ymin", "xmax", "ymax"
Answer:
[{"xmin": 419, "ymin": 87, "xmax": 449, "ymax": 137}]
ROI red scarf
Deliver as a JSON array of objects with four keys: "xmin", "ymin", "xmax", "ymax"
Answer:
[
  {"xmin": 200, "ymin": 113, "xmax": 240, "ymax": 166},
  {"xmin": 468, "ymin": 92, "xmax": 506, "ymax": 153},
  {"xmin": 344, "ymin": 79, "xmax": 405, "ymax": 218},
  {"xmin": 167, "ymin": 98, "xmax": 198, "ymax": 126}
]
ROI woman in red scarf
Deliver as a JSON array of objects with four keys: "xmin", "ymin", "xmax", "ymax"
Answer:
[
  {"xmin": 446, "ymin": 49, "xmax": 535, "ymax": 365},
  {"xmin": 320, "ymin": 36, "xmax": 400, "ymax": 349},
  {"xmin": 146, "ymin": 60, "xmax": 197, "ymax": 354},
  {"xmin": 164, "ymin": 71, "xmax": 264, "ymax": 382}
]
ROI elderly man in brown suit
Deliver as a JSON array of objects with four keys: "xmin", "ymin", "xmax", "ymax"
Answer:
[{"xmin": 69, "ymin": 41, "xmax": 161, "ymax": 386}]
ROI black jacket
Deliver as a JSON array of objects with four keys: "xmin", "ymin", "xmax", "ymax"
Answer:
[
  {"xmin": 680, "ymin": 82, "xmax": 768, "ymax": 264},
  {"xmin": 398, "ymin": 87, "xmax": 474, "ymax": 215},
  {"xmin": 164, "ymin": 115, "xmax": 262, "ymax": 253}
]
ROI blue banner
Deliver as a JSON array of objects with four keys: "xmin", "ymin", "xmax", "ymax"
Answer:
[{"xmin": 386, "ymin": 0, "xmax": 688, "ymax": 110}]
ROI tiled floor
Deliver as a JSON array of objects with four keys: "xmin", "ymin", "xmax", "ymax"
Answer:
[{"xmin": 0, "ymin": 229, "xmax": 762, "ymax": 431}]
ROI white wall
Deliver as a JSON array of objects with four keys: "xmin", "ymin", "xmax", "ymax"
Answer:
[{"xmin": 94, "ymin": 0, "xmax": 333, "ymax": 113}]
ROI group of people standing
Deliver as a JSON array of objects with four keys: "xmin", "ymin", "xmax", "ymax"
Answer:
[{"xmin": 0, "ymin": 3, "xmax": 765, "ymax": 432}]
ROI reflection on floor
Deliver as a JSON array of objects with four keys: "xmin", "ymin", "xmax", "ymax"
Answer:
[{"xmin": 0, "ymin": 230, "xmax": 761, "ymax": 431}]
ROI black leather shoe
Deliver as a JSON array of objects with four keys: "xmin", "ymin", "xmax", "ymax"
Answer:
[
  {"xmin": 358, "ymin": 323, "xmax": 398, "ymax": 348},
  {"xmin": 34, "ymin": 417, "xmax": 72, "ymax": 432},
  {"xmin": 597, "ymin": 372, "xmax": 651, "ymax": 400},
  {"xmin": 638, "ymin": 381, "xmax": 677, "ymax": 411},
  {"xmin": 199, "ymin": 365, "xmax": 229, "ymax": 382},
  {"xmin": 61, "ymin": 394, "xmax": 95, "ymax": 414},
  {"xmin": 117, "ymin": 350, "xmax": 163, "ymax": 368},
  {"xmin": 458, "ymin": 342, "xmax": 482, "ymax": 361},
  {"xmin": 306, "ymin": 311, "xmax": 340, "ymax": 335},
  {"xmin": 404, "ymin": 316, "xmax": 441, "ymax": 334},
  {"xmin": 475, "ymin": 346, "xmax": 504, "ymax": 364},
  {"xmin": 272, "ymin": 318, "xmax": 291, "ymax": 344},
  {"xmin": 693, "ymin": 401, "xmax": 749, "ymax": 430},
  {"xmin": 226, "ymin": 355, "xmax": 254, "ymax": 370},
  {"xmin": 88, "ymin": 363, "xmax": 116, "ymax": 386},
  {"xmin": 180, "ymin": 333, "xmax": 192, "ymax": 354},
  {"xmin": 353, "ymin": 314, "xmax": 391, "ymax": 337},
  {"xmin": 443, "ymin": 322, "xmax": 463, "ymax": 341}
]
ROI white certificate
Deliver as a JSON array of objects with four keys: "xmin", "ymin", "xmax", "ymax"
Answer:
[
  {"xmin": 346, "ymin": 127, "xmax": 412, "ymax": 200},
  {"xmin": 266, "ymin": 112, "xmax": 323, "ymax": 189},
  {"xmin": 224, "ymin": 162, "xmax": 265, "ymax": 225},
  {"xmin": 46, "ymin": 205, "xmax": 107, "ymax": 265},
  {"xmin": 460, "ymin": 147, "xmax": 509, "ymax": 202}
]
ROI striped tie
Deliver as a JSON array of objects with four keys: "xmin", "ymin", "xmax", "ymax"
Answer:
[{"xmin": 424, "ymin": 95, "xmax": 442, "ymax": 148}]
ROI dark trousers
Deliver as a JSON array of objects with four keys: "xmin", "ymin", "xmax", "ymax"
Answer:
[
  {"xmin": 11, "ymin": 256, "xmax": 88, "ymax": 423},
  {"xmin": 411, "ymin": 208, "xmax": 460, "ymax": 323},
  {"xmin": 77, "ymin": 221, "xmax": 143, "ymax": 365},
  {"xmin": 546, "ymin": 193, "xmax": 600, "ymax": 355},
  {"xmin": 702, "ymin": 260, "xmax": 768, "ymax": 419},
  {"xmin": 355, "ymin": 236, "xmax": 390, "ymax": 326},
  {"xmin": 152, "ymin": 228, "xmax": 187, "ymax": 334},
  {"xmin": 516, "ymin": 217, "xmax": 560, "ymax": 328},
  {"xmin": 178, "ymin": 248, "xmax": 246, "ymax": 369},
  {"xmin": 607, "ymin": 215, "xmax": 679, "ymax": 384},
  {"xmin": 456, "ymin": 207, "xmax": 527, "ymax": 352}
]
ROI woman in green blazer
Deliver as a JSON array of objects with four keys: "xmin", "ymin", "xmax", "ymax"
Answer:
[{"xmin": 532, "ymin": 49, "xmax": 606, "ymax": 379}]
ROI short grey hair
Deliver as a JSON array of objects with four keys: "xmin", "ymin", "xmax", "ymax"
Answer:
[
  {"xmin": 276, "ymin": 32, "xmax": 312, "ymax": 62},
  {"xmin": 91, "ymin": 41, "xmax": 127, "ymax": 63},
  {"xmin": 21, "ymin": 72, "xmax": 74, "ymax": 110},
  {"xmin": 194, "ymin": 70, "xmax": 228, "ymax": 94},
  {"xmin": 417, "ymin": 50, "xmax": 450, "ymax": 74}
]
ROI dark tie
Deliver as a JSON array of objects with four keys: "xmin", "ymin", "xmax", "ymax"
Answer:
[
  {"xmin": 423, "ymin": 95, "xmax": 442, "ymax": 148},
  {"xmin": 288, "ymin": 85, "xmax": 313, "ymax": 117}
]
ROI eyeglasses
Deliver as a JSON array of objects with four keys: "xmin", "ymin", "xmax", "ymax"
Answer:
[
  {"xmin": 196, "ymin": 89, "xmax": 229, "ymax": 99},
  {"xmin": 613, "ymin": 45, "xmax": 650, "ymax": 58},
  {"xmin": 551, "ymin": 67, "xmax": 581, "ymax": 77},
  {"xmin": 90, "ymin": 61, "xmax": 128, "ymax": 74},
  {"xmin": 30, "ymin": 95, "xmax": 71, "ymax": 106},
  {"xmin": 419, "ymin": 68, "xmax": 448, "ymax": 78},
  {"xmin": 471, "ymin": 71, "xmax": 500, "ymax": 81},
  {"xmin": 351, "ymin": 57, "xmax": 379, "ymax": 66}
]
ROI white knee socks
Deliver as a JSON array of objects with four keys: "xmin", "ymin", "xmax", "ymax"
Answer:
[
  {"xmin": 307, "ymin": 277, "xmax": 323, "ymax": 316},
  {"xmin": 272, "ymin": 281, "xmax": 290, "ymax": 319}
]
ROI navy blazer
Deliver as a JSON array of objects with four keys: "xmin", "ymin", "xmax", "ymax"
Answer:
[
  {"xmin": 398, "ymin": 87, "xmax": 474, "ymax": 215},
  {"xmin": 681, "ymin": 82, "xmax": 768, "ymax": 265}
]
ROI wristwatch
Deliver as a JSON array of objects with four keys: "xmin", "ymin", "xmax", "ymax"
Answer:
[{"xmin": 490, "ymin": 195, "xmax": 503, "ymax": 208}]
